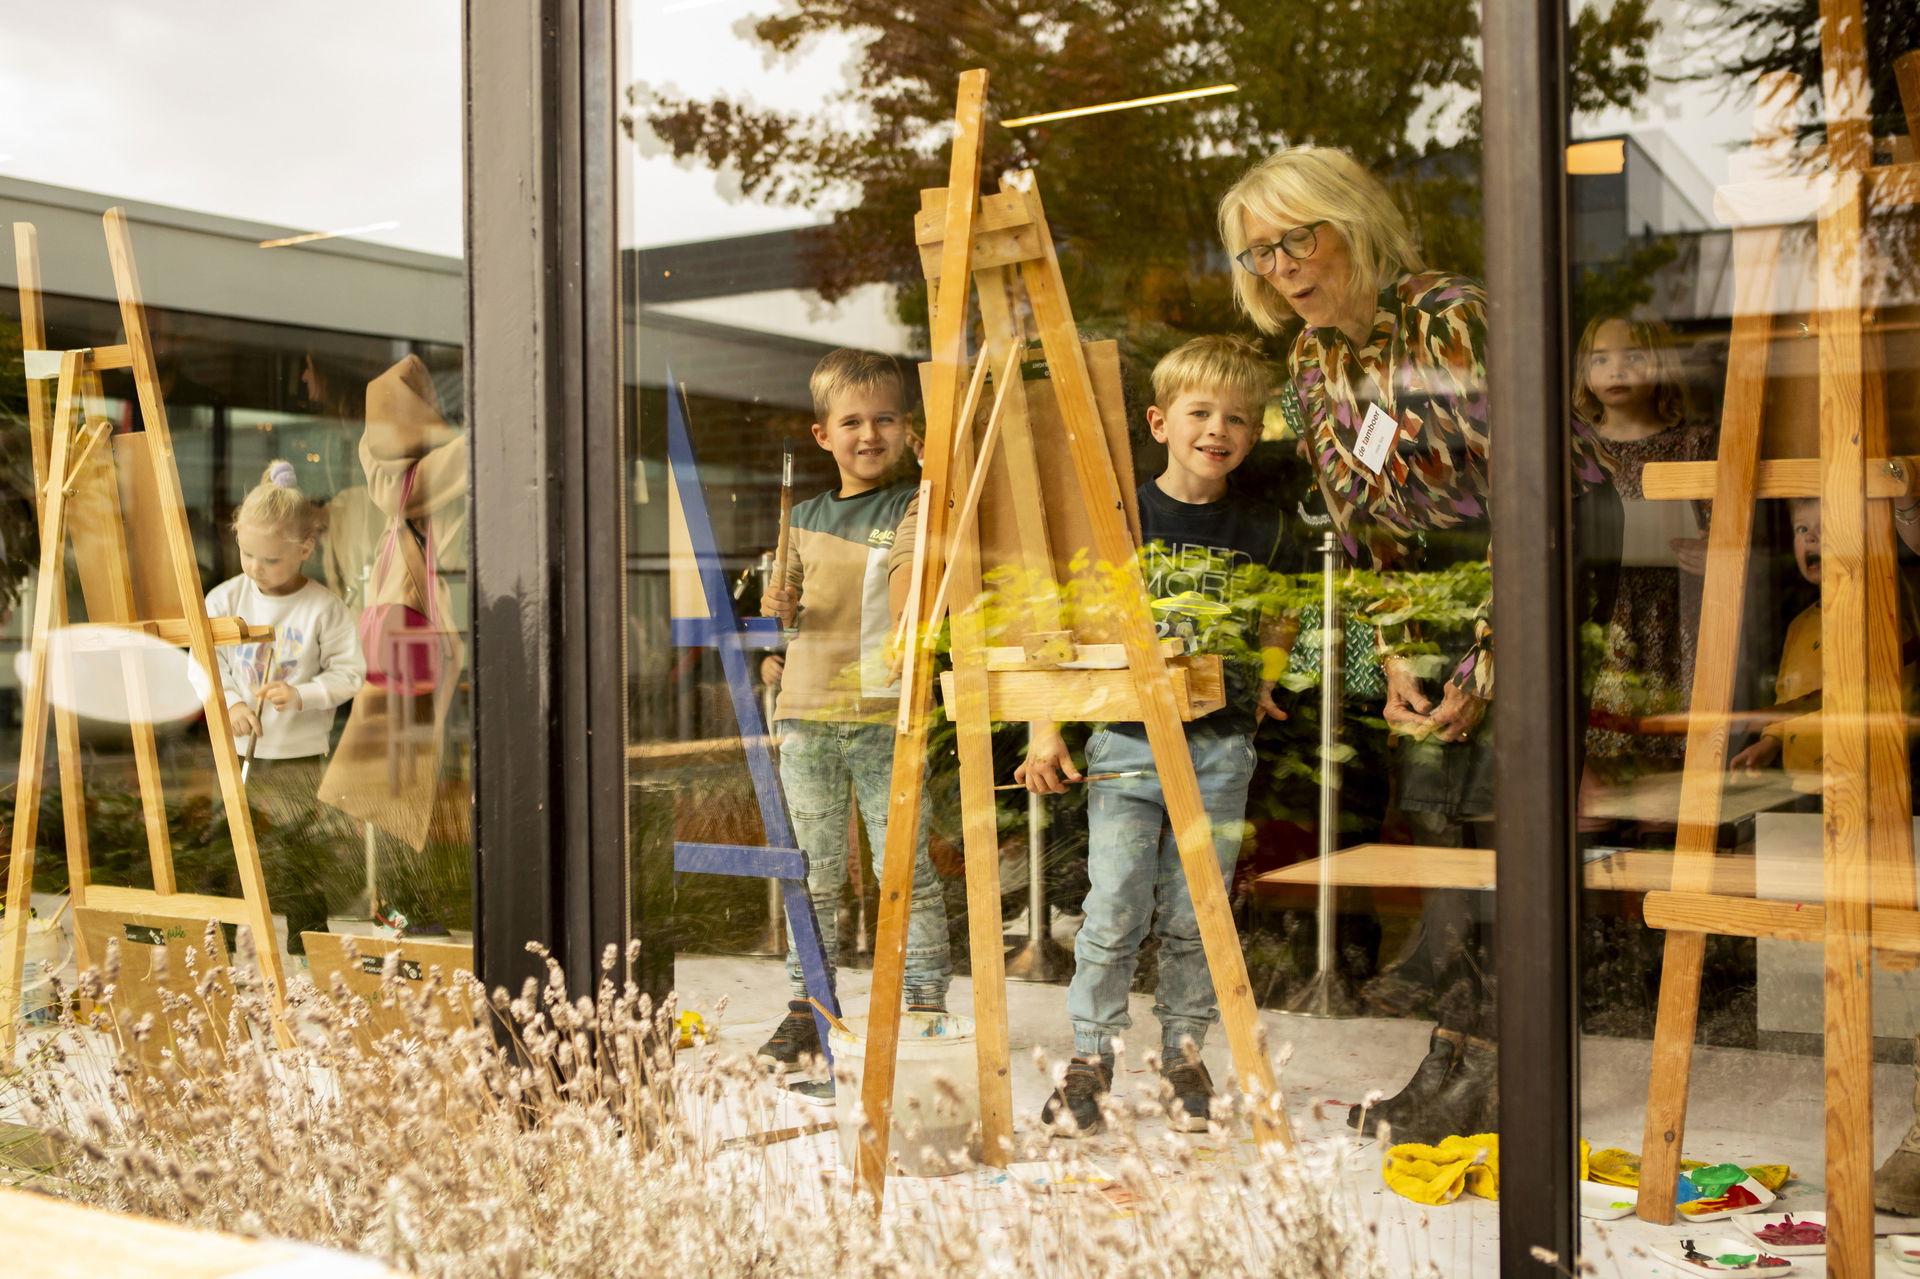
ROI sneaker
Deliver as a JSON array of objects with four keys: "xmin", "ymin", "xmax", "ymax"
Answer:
[
  {"xmin": 1160, "ymin": 1048, "xmax": 1219, "ymax": 1132},
  {"xmin": 1041, "ymin": 1055, "xmax": 1112, "ymax": 1136},
  {"xmin": 756, "ymin": 1002, "xmax": 821, "ymax": 1068}
]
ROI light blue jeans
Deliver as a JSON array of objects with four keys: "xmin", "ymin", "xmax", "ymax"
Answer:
[
  {"xmin": 776, "ymin": 719, "xmax": 951, "ymax": 1008},
  {"xmin": 1067, "ymin": 726, "xmax": 1256, "ymax": 1058}
]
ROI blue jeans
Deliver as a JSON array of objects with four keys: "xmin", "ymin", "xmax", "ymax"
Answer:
[
  {"xmin": 776, "ymin": 719, "xmax": 951, "ymax": 1008},
  {"xmin": 1067, "ymin": 726, "xmax": 1256, "ymax": 1058}
]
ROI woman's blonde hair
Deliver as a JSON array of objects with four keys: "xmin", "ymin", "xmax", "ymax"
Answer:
[
  {"xmin": 233, "ymin": 460, "xmax": 326, "ymax": 545},
  {"xmin": 1573, "ymin": 315, "xmax": 1690, "ymax": 429},
  {"xmin": 1217, "ymin": 146, "xmax": 1423, "ymax": 335}
]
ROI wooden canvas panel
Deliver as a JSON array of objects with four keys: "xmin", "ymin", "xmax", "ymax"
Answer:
[
  {"xmin": 936, "ymin": 338, "xmax": 1138, "ymax": 647},
  {"xmin": 111, "ymin": 433, "xmax": 186, "ymax": 624},
  {"xmin": 74, "ymin": 906, "xmax": 234, "ymax": 1072},
  {"xmin": 1760, "ymin": 301, "xmax": 1920, "ymax": 459},
  {"xmin": 301, "ymin": 931, "xmax": 475, "ymax": 1055}
]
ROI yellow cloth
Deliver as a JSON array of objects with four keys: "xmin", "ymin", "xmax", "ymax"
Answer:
[{"xmin": 1383, "ymin": 1134, "xmax": 1499, "ymax": 1205}]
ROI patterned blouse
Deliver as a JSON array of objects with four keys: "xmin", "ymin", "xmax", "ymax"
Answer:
[{"xmin": 1282, "ymin": 271, "xmax": 1613, "ymax": 698}]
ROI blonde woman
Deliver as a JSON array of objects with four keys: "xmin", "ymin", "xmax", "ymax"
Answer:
[{"xmin": 1218, "ymin": 146, "xmax": 1618, "ymax": 1144}]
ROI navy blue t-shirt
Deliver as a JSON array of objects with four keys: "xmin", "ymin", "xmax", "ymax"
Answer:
[{"xmin": 1116, "ymin": 479, "xmax": 1296, "ymax": 738}]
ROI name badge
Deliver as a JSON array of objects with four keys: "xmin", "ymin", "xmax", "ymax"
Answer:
[{"xmin": 1352, "ymin": 403, "xmax": 1398, "ymax": 476}]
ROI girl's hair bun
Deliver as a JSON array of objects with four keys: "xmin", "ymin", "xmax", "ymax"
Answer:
[{"xmin": 266, "ymin": 459, "xmax": 298, "ymax": 489}]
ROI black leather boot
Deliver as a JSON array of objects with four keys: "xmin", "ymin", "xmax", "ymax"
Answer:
[
  {"xmin": 1387, "ymin": 1033, "xmax": 1497, "ymax": 1147},
  {"xmin": 1348, "ymin": 1028, "xmax": 1459, "ymax": 1139}
]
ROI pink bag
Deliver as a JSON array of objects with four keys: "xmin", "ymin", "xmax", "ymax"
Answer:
[{"xmin": 359, "ymin": 466, "xmax": 444, "ymax": 695}]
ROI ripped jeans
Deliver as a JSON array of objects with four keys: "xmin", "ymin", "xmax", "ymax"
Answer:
[{"xmin": 776, "ymin": 719, "xmax": 951, "ymax": 1009}]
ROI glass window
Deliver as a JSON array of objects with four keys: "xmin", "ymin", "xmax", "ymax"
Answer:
[
  {"xmin": 1570, "ymin": 0, "xmax": 1919, "ymax": 1267},
  {"xmin": 1, "ymin": 4, "xmax": 469, "ymax": 1041},
  {"xmin": 622, "ymin": 2, "xmax": 1641, "ymax": 1260}
]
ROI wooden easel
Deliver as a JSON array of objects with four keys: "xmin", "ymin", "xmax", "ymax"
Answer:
[
  {"xmin": 1635, "ymin": 29, "xmax": 1920, "ymax": 1273},
  {"xmin": 0, "ymin": 209, "xmax": 293, "ymax": 1058},
  {"xmin": 853, "ymin": 69, "xmax": 1290, "ymax": 1201}
]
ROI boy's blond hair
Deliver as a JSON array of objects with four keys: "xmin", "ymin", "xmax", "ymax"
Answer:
[
  {"xmin": 809, "ymin": 348, "xmax": 907, "ymax": 423},
  {"xmin": 1217, "ymin": 145, "xmax": 1423, "ymax": 336},
  {"xmin": 1150, "ymin": 334, "xmax": 1272, "ymax": 410}
]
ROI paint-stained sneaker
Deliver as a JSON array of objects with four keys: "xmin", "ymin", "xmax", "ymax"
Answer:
[
  {"xmin": 1041, "ymin": 1055, "xmax": 1112, "ymax": 1136},
  {"xmin": 1160, "ymin": 1048, "xmax": 1219, "ymax": 1132},
  {"xmin": 755, "ymin": 1001, "xmax": 821, "ymax": 1068}
]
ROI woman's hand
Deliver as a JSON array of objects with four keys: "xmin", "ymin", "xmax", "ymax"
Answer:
[
  {"xmin": 1382, "ymin": 659, "xmax": 1436, "ymax": 736},
  {"xmin": 1429, "ymin": 682, "xmax": 1488, "ymax": 744},
  {"xmin": 1014, "ymin": 723, "xmax": 1079, "ymax": 794},
  {"xmin": 1672, "ymin": 536, "xmax": 1709, "ymax": 576},
  {"xmin": 761, "ymin": 584, "xmax": 797, "ymax": 626},
  {"xmin": 760, "ymin": 654, "xmax": 785, "ymax": 687},
  {"xmin": 1256, "ymin": 680, "xmax": 1287, "ymax": 726},
  {"xmin": 1730, "ymin": 735, "xmax": 1781, "ymax": 775}
]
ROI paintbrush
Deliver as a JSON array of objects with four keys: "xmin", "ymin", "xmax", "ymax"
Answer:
[
  {"xmin": 771, "ymin": 440, "xmax": 795, "ymax": 626},
  {"xmin": 804, "ymin": 996, "xmax": 852, "ymax": 1036},
  {"xmin": 716, "ymin": 1121, "xmax": 835, "ymax": 1152},
  {"xmin": 993, "ymin": 770, "xmax": 1148, "ymax": 791}
]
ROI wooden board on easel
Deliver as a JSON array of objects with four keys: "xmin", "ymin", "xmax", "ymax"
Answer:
[
  {"xmin": 73, "ymin": 907, "xmax": 235, "ymax": 1073},
  {"xmin": 301, "ymin": 932, "xmax": 475, "ymax": 1056},
  {"xmin": 0, "ymin": 209, "xmax": 294, "ymax": 1061}
]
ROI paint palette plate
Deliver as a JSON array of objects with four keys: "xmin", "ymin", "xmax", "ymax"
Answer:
[
  {"xmin": 1652, "ymin": 1235, "xmax": 1794, "ymax": 1276},
  {"xmin": 1884, "ymin": 1233, "xmax": 1920, "ymax": 1274},
  {"xmin": 1578, "ymin": 1179, "xmax": 1638, "ymax": 1220},
  {"xmin": 1676, "ymin": 1174, "xmax": 1776, "ymax": 1222},
  {"xmin": 1732, "ymin": 1211, "xmax": 1825, "ymax": 1256}
]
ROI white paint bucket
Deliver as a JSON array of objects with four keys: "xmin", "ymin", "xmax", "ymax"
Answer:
[{"xmin": 830, "ymin": 1011, "xmax": 980, "ymax": 1177}]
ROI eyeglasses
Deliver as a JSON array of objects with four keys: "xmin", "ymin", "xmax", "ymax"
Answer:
[{"xmin": 1234, "ymin": 221, "xmax": 1328, "ymax": 276}]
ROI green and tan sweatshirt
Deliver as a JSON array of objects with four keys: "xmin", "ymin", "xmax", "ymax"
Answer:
[{"xmin": 772, "ymin": 479, "xmax": 916, "ymax": 723}]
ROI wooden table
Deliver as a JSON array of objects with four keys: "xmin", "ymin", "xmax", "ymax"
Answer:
[
  {"xmin": 1, "ymin": 1185, "xmax": 411, "ymax": 1278},
  {"xmin": 1253, "ymin": 843, "xmax": 1759, "ymax": 898}
]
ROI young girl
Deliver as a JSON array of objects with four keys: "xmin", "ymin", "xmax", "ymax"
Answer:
[
  {"xmin": 206, "ymin": 461, "xmax": 366, "ymax": 945},
  {"xmin": 1575, "ymin": 316, "xmax": 1711, "ymax": 821}
]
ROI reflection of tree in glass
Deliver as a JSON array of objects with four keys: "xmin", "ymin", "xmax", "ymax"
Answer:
[
  {"xmin": 1690, "ymin": 0, "xmax": 1919, "ymax": 152},
  {"xmin": 632, "ymin": 0, "xmax": 1658, "ymax": 327}
]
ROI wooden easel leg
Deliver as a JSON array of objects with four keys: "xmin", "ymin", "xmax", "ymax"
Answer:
[
  {"xmin": 947, "ymin": 429, "xmax": 1014, "ymax": 1167},
  {"xmin": 1015, "ymin": 184, "xmax": 1289, "ymax": 1146},
  {"xmin": 857, "ymin": 68, "xmax": 988, "ymax": 1203},
  {"xmin": 1817, "ymin": 168, "xmax": 1875, "ymax": 1279},
  {"xmin": 105, "ymin": 209, "xmax": 292, "ymax": 1048},
  {"xmin": 1637, "ymin": 219, "xmax": 1784, "ymax": 1222},
  {"xmin": 0, "ymin": 356, "xmax": 84, "ymax": 1061}
]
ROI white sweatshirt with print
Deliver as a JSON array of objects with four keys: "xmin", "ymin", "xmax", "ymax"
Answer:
[{"xmin": 203, "ymin": 575, "xmax": 366, "ymax": 760}]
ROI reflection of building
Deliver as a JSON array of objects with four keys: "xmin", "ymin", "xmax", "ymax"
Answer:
[{"xmin": 0, "ymin": 176, "xmax": 463, "ymax": 590}]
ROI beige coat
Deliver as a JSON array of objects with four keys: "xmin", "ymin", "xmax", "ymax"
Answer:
[{"xmin": 318, "ymin": 354, "xmax": 469, "ymax": 851}]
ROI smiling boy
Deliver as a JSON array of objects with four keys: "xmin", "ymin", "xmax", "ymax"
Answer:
[
  {"xmin": 1018, "ymin": 334, "xmax": 1296, "ymax": 1134},
  {"xmin": 755, "ymin": 348, "xmax": 951, "ymax": 1071}
]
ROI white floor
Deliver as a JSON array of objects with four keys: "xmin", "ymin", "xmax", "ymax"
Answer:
[{"xmin": 676, "ymin": 949, "xmax": 1920, "ymax": 1278}]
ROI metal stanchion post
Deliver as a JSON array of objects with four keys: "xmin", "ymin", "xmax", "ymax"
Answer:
[
  {"xmin": 1005, "ymin": 730, "xmax": 1069, "ymax": 980},
  {"xmin": 1287, "ymin": 530, "xmax": 1361, "ymax": 1017}
]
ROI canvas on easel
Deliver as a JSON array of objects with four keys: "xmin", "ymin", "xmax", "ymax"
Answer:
[
  {"xmin": 1632, "ymin": 39, "xmax": 1920, "ymax": 1274},
  {"xmin": 0, "ymin": 210, "xmax": 294, "ymax": 1058},
  {"xmin": 851, "ymin": 69, "xmax": 1290, "ymax": 1201}
]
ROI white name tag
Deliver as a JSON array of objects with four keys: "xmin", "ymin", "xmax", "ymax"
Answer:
[{"xmin": 1352, "ymin": 402, "xmax": 1398, "ymax": 476}]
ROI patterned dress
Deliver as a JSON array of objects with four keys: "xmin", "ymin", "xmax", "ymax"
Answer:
[
  {"xmin": 1282, "ymin": 271, "xmax": 1614, "ymax": 699},
  {"xmin": 1583, "ymin": 422, "xmax": 1713, "ymax": 780}
]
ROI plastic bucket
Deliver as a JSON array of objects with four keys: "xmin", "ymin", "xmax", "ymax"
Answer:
[{"xmin": 830, "ymin": 1011, "xmax": 979, "ymax": 1177}]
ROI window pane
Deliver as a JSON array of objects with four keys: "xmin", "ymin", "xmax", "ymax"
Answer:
[
  {"xmin": 617, "ymin": 4, "xmax": 1556, "ymax": 1264},
  {"xmin": 1570, "ymin": 0, "xmax": 1917, "ymax": 1265},
  {"xmin": 2, "ymin": 3, "xmax": 469, "ymax": 1039}
]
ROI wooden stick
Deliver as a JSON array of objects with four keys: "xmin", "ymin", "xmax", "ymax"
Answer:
[
  {"xmin": 923, "ymin": 341, "xmax": 1024, "ymax": 639},
  {"xmin": 993, "ymin": 771, "xmax": 1146, "ymax": 790},
  {"xmin": 805, "ymin": 996, "xmax": 851, "ymax": 1037},
  {"xmin": 893, "ymin": 344, "xmax": 991, "ymax": 732},
  {"xmin": 771, "ymin": 441, "xmax": 795, "ymax": 610},
  {"xmin": 717, "ymin": 1121, "xmax": 834, "ymax": 1152}
]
